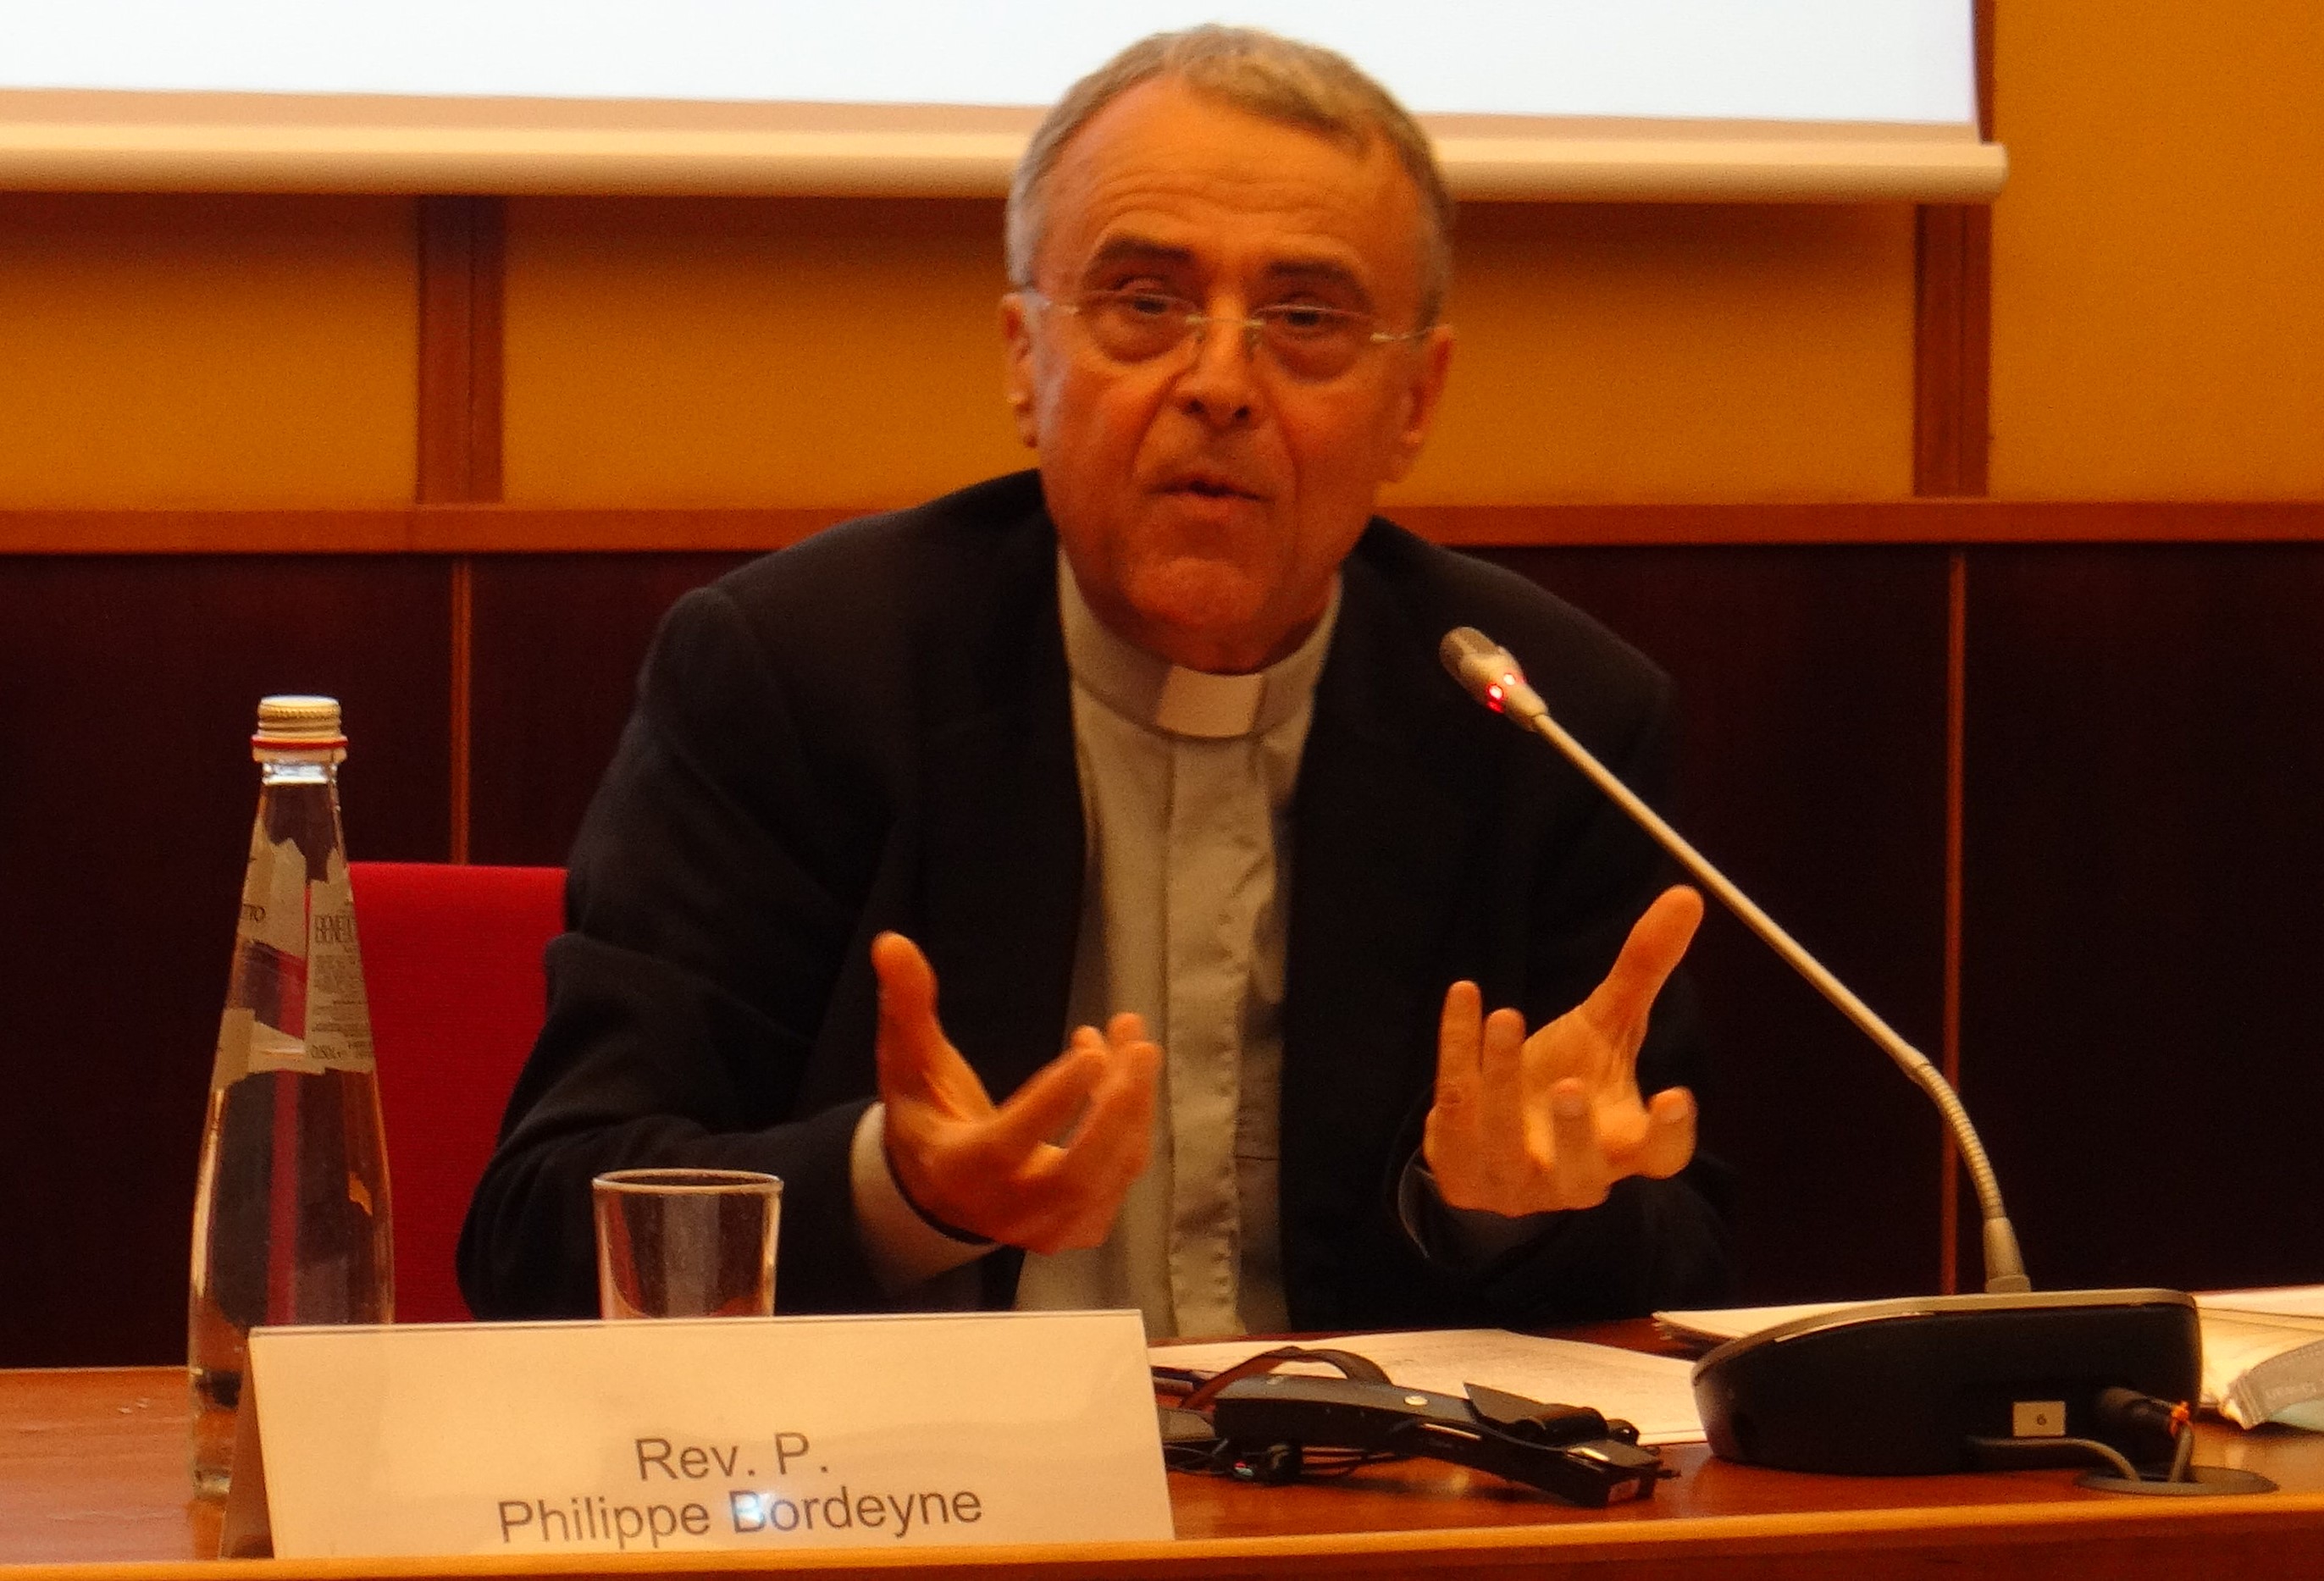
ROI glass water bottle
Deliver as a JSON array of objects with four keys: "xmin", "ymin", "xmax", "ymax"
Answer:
[{"xmin": 186, "ymin": 695, "xmax": 394, "ymax": 1499}]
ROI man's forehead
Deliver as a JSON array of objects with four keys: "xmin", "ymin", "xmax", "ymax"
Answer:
[
  {"xmin": 1035, "ymin": 77, "xmax": 1424, "ymax": 297},
  {"xmin": 1076, "ymin": 234, "xmax": 1370, "ymax": 294}
]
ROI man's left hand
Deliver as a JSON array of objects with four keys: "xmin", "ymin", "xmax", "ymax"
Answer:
[{"xmin": 1424, "ymin": 885, "xmax": 1703, "ymax": 1216}]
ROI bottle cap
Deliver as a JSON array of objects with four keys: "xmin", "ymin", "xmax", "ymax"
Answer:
[{"xmin": 252, "ymin": 694, "xmax": 347, "ymax": 754}]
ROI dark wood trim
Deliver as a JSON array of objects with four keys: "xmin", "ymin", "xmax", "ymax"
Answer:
[
  {"xmin": 8, "ymin": 500, "xmax": 2324, "ymax": 554},
  {"xmin": 447, "ymin": 556, "xmax": 473, "ymax": 863},
  {"xmin": 1911, "ymin": 0, "xmax": 1997, "ymax": 500},
  {"xmin": 1392, "ymin": 499, "xmax": 2324, "ymax": 546},
  {"xmin": 0, "ymin": 506, "xmax": 840, "ymax": 553},
  {"xmin": 416, "ymin": 198, "xmax": 502, "ymax": 860},
  {"xmin": 415, "ymin": 196, "xmax": 505, "ymax": 506},
  {"xmin": 1977, "ymin": 0, "xmax": 1996, "ymax": 141},
  {"xmin": 1939, "ymin": 551, "xmax": 1967, "ymax": 1295},
  {"xmin": 4, "ymin": 495, "xmax": 2324, "ymax": 556},
  {"xmin": 1912, "ymin": 204, "xmax": 1994, "ymax": 498}
]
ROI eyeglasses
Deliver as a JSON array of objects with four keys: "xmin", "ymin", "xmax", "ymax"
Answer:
[{"xmin": 1021, "ymin": 288, "xmax": 1430, "ymax": 382}]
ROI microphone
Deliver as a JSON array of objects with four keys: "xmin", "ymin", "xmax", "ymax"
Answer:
[
  {"xmin": 1441, "ymin": 626, "xmax": 2213, "ymax": 1482},
  {"xmin": 1441, "ymin": 627, "xmax": 2030, "ymax": 1291}
]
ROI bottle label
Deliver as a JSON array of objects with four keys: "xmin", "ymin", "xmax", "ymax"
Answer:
[
  {"xmin": 294, "ymin": 852, "xmax": 376, "ymax": 1074},
  {"xmin": 213, "ymin": 1005, "xmax": 257, "ymax": 1086},
  {"xmin": 214, "ymin": 825, "xmax": 376, "ymax": 1081}
]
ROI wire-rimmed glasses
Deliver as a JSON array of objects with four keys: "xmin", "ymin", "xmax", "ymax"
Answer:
[{"xmin": 1022, "ymin": 287, "xmax": 1430, "ymax": 381}]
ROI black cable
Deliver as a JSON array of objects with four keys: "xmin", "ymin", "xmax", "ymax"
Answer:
[
  {"xmin": 2167, "ymin": 1419, "xmax": 2196, "ymax": 1484},
  {"xmin": 1163, "ymin": 1437, "xmax": 1405, "ymax": 1484},
  {"xmin": 1966, "ymin": 1434, "xmax": 2140, "ymax": 1481}
]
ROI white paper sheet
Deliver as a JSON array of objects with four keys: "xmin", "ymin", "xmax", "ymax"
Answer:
[
  {"xmin": 2199, "ymin": 1286, "xmax": 2324, "ymax": 1325},
  {"xmin": 1655, "ymin": 1302, "xmax": 1852, "ymax": 1344}
]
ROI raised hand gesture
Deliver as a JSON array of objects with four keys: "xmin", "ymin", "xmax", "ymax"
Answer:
[
  {"xmin": 1425, "ymin": 886, "xmax": 1703, "ymax": 1216},
  {"xmin": 872, "ymin": 931, "xmax": 1159, "ymax": 1253}
]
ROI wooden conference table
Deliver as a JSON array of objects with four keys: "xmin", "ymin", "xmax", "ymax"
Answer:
[{"xmin": 6, "ymin": 1324, "xmax": 2323, "ymax": 1581}]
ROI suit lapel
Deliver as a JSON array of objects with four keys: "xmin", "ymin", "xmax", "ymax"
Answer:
[
  {"xmin": 916, "ymin": 520, "xmax": 1086, "ymax": 1105},
  {"xmin": 1281, "ymin": 547, "xmax": 1490, "ymax": 1302}
]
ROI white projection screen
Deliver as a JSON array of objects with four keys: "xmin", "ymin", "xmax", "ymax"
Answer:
[{"xmin": 0, "ymin": 2, "xmax": 2003, "ymax": 202}]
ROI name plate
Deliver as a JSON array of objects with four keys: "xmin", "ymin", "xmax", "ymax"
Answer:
[{"xmin": 236, "ymin": 1310, "xmax": 1171, "ymax": 1558}]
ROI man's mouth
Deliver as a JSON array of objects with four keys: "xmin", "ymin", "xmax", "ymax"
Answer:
[{"xmin": 1160, "ymin": 472, "xmax": 1264, "ymax": 501}]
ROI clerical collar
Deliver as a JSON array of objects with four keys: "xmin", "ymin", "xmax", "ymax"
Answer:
[{"xmin": 1056, "ymin": 550, "xmax": 1340, "ymax": 741}]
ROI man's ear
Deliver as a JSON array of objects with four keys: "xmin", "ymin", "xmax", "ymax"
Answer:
[
  {"xmin": 1382, "ymin": 323, "xmax": 1454, "ymax": 484},
  {"xmin": 999, "ymin": 291, "xmax": 1041, "ymax": 449}
]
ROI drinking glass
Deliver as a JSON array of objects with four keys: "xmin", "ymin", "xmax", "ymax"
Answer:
[{"xmin": 592, "ymin": 1169, "xmax": 781, "ymax": 1319}]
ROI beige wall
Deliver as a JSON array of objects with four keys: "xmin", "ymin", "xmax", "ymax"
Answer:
[
  {"xmin": 497, "ymin": 195, "xmax": 1918, "ymax": 509},
  {"xmin": 0, "ymin": 194, "xmax": 416, "ymax": 508},
  {"xmin": 1405, "ymin": 202, "xmax": 1915, "ymax": 506},
  {"xmin": 1989, "ymin": 0, "xmax": 2324, "ymax": 499},
  {"xmin": 501, "ymin": 196, "xmax": 1026, "ymax": 509}
]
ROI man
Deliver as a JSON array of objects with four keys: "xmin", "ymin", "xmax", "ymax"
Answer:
[{"xmin": 461, "ymin": 26, "xmax": 1729, "ymax": 1335}]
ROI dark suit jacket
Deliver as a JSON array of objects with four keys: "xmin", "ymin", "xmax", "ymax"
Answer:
[{"xmin": 459, "ymin": 471, "xmax": 1729, "ymax": 1326}]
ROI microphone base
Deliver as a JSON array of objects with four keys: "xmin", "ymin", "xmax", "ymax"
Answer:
[
  {"xmin": 1691, "ymin": 1288, "xmax": 2201, "ymax": 1476},
  {"xmin": 2075, "ymin": 1465, "xmax": 2277, "ymax": 1496}
]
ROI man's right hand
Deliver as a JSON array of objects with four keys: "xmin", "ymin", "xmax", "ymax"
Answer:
[{"xmin": 872, "ymin": 931, "xmax": 1159, "ymax": 1255}]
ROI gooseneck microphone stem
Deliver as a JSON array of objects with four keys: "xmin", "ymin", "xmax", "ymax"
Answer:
[{"xmin": 1441, "ymin": 627, "xmax": 2031, "ymax": 1295}]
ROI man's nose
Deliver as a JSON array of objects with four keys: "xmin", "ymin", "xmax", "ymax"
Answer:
[{"xmin": 1174, "ymin": 312, "xmax": 1260, "ymax": 427}]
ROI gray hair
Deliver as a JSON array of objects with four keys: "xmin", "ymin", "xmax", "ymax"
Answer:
[{"xmin": 1004, "ymin": 25, "xmax": 1454, "ymax": 325}]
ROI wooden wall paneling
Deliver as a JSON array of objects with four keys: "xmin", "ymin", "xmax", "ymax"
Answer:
[
  {"xmin": 0, "ymin": 556, "xmax": 452, "ymax": 1367},
  {"xmin": 8, "ymin": 500, "xmax": 2324, "ymax": 556},
  {"xmin": 0, "ymin": 194, "xmax": 421, "ymax": 510},
  {"xmin": 1912, "ymin": 203, "xmax": 1993, "ymax": 497},
  {"xmin": 465, "ymin": 553, "xmax": 755, "ymax": 866},
  {"xmin": 447, "ymin": 556, "xmax": 475, "ymax": 861},
  {"xmin": 1479, "ymin": 548, "xmax": 1953, "ymax": 1302},
  {"xmin": 1939, "ymin": 553, "xmax": 1968, "ymax": 1293},
  {"xmin": 416, "ymin": 196, "xmax": 506, "ymax": 508},
  {"xmin": 1986, "ymin": 0, "xmax": 2324, "ymax": 500},
  {"xmin": 418, "ymin": 195, "xmax": 506, "ymax": 861},
  {"xmin": 1909, "ymin": 0, "xmax": 1994, "ymax": 500},
  {"xmin": 1976, "ymin": 0, "xmax": 1996, "ymax": 143},
  {"xmin": 499, "ymin": 196, "xmax": 1025, "ymax": 509},
  {"xmin": 1960, "ymin": 546, "xmax": 2324, "ymax": 1291},
  {"xmin": 1408, "ymin": 201, "xmax": 1918, "ymax": 506}
]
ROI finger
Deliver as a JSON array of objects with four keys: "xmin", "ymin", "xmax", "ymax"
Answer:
[
  {"xmin": 1052, "ymin": 1031, "xmax": 1159, "ymax": 1192},
  {"xmin": 1083, "ymin": 1013, "xmax": 1162, "ymax": 1203},
  {"xmin": 962, "ymin": 1023, "xmax": 1157, "ymax": 1252},
  {"xmin": 871, "ymin": 930, "xmax": 937, "ymax": 1026},
  {"xmin": 1428, "ymin": 982, "xmax": 1483, "ymax": 1168},
  {"xmin": 1434, "ymin": 981, "xmax": 1484, "ymax": 1113},
  {"xmin": 1634, "ymin": 1086, "xmax": 1698, "ymax": 1180},
  {"xmin": 1547, "ymin": 1077, "xmax": 1612, "ymax": 1208},
  {"xmin": 1043, "ymin": 1036, "xmax": 1161, "ymax": 1247},
  {"xmin": 1441, "ymin": 1006, "xmax": 1527, "ymax": 1208},
  {"xmin": 872, "ymin": 931, "xmax": 952, "ymax": 1102},
  {"xmin": 982, "ymin": 1035, "xmax": 1107, "ymax": 1156},
  {"xmin": 1065, "ymin": 1022, "xmax": 1159, "ymax": 1151},
  {"xmin": 1479, "ymin": 1006, "xmax": 1527, "ymax": 1143},
  {"xmin": 1582, "ymin": 886, "xmax": 1704, "ymax": 1046}
]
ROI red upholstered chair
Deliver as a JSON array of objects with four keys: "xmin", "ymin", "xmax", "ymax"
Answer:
[{"xmin": 350, "ymin": 861, "xmax": 566, "ymax": 1323}]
